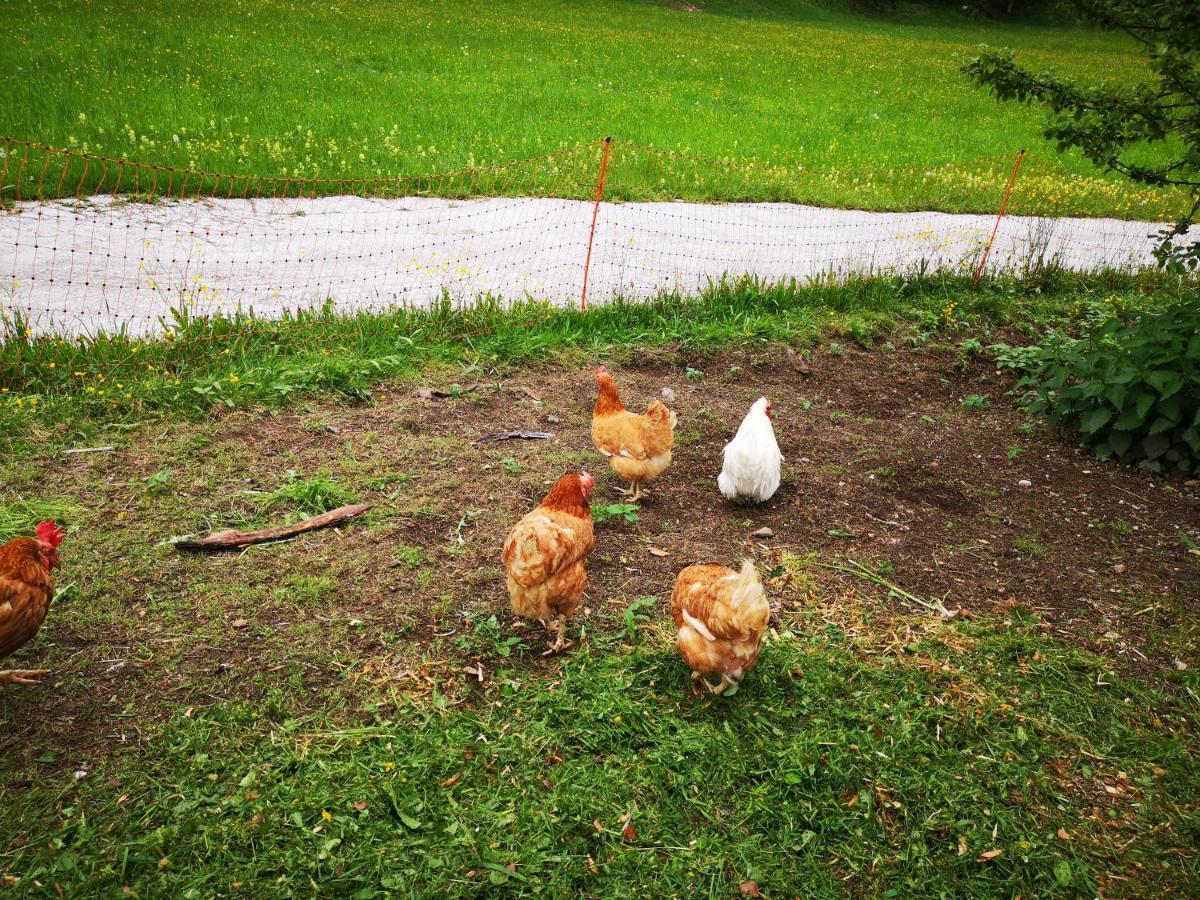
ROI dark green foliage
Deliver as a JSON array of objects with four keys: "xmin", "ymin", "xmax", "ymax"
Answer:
[
  {"xmin": 999, "ymin": 302, "xmax": 1200, "ymax": 474},
  {"xmin": 964, "ymin": 0, "xmax": 1200, "ymax": 270}
]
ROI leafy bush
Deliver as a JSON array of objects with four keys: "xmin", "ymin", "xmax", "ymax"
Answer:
[{"xmin": 997, "ymin": 302, "xmax": 1199, "ymax": 474}]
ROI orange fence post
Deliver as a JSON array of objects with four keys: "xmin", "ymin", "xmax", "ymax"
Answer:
[
  {"xmin": 972, "ymin": 149, "xmax": 1026, "ymax": 289},
  {"xmin": 580, "ymin": 137, "xmax": 613, "ymax": 312}
]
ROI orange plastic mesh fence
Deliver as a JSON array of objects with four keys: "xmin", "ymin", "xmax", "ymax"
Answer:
[{"xmin": 0, "ymin": 136, "xmax": 1183, "ymax": 389}]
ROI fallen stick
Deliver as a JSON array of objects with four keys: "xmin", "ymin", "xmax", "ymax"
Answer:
[
  {"xmin": 63, "ymin": 446, "xmax": 115, "ymax": 455},
  {"xmin": 474, "ymin": 430, "xmax": 555, "ymax": 443},
  {"xmin": 174, "ymin": 503, "xmax": 371, "ymax": 552}
]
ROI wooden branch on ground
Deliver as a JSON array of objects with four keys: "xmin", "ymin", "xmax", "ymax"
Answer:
[
  {"xmin": 174, "ymin": 503, "xmax": 371, "ymax": 552},
  {"xmin": 474, "ymin": 430, "xmax": 555, "ymax": 443}
]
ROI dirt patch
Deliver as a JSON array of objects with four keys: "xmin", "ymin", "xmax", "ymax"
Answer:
[{"xmin": 2, "ymin": 344, "xmax": 1197, "ymax": 765}]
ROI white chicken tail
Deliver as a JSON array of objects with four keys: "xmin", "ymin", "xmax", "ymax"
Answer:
[{"xmin": 717, "ymin": 470, "xmax": 737, "ymax": 501}]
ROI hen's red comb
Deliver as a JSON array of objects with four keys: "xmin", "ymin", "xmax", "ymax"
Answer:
[{"xmin": 35, "ymin": 520, "xmax": 65, "ymax": 548}]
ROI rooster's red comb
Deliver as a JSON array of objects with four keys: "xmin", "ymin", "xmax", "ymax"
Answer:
[{"xmin": 35, "ymin": 520, "xmax": 65, "ymax": 548}]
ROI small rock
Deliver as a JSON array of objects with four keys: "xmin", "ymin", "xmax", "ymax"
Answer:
[
  {"xmin": 661, "ymin": 387, "xmax": 677, "ymax": 404},
  {"xmin": 751, "ymin": 527, "xmax": 775, "ymax": 539},
  {"xmin": 1176, "ymin": 659, "xmax": 1188, "ymax": 671},
  {"xmin": 1018, "ymin": 479, "xmax": 1033, "ymax": 488},
  {"xmin": 648, "ymin": 547, "xmax": 669, "ymax": 557},
  {"xmin": 1112, "ymin": 563, "xmax": 1126, "ymax": 575},
  {"xmin": 546, "ymin": 415, "xmax": 563, "ymax": 425},
  {"xmin": 231, "ymin": 618, "xmax": 249, "ymax": 629}
]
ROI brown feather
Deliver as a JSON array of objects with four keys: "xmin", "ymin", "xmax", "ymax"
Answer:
[
  {"xmin": 670, "ymin": 561, "xmax": 768, "ymax": 680},
  {"xmin": 502, "ymin": 475, "xmax": 596, "ymax": 624},
  {"xmin": 0, "ymin": 538, "xmax": 55, "ymax": 663}
]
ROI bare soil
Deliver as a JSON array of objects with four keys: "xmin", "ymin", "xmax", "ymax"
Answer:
[{"xmin": 3, "ymin": 343, "xmax": 1198, "ymax": 765}]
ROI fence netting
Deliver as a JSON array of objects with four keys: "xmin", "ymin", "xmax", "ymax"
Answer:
[{"xmin": 0, "ymin": 135, "xmax": 1187, "ymax": 354}]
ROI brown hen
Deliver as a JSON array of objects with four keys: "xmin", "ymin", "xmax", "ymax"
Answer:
[
  {"xmin": 0, "ymin": 521, "xmax": 65, "ymax": 686},
  {"xmin": 670, "ymin": 559, "xmax": 769, "ymax": 696},
  {"xmin": 502, "ymin": 472, "xmax": 596, "ymax": 653},
  {"xmin": 591, "ymin": 366, "xmax": 676, "ymax": 502}
]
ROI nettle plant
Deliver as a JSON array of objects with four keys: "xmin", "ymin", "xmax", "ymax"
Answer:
[{"xmin": 998, "ymin": 301, "xmax": 1199, "ymax": 475}]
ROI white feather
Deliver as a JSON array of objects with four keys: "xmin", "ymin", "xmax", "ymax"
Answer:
[{"xmin": 717, "ymin": 397, "xmax": 782, "ymax": 503}]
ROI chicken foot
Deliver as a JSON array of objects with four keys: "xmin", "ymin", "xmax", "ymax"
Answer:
[
  {"xmin": 540, "ymin": 615, "xmax": 572, "ymax": 656},
  {"xmin": 0, "ymin": 669, "xmax": 51, "ymax": 686},
  {"xmin": 690, "ymin": 670, "xmax": 738, "ymax": 697},
  {"xmin": 619, "ymin": 481, "xmax": 648, "ymax": 503}
]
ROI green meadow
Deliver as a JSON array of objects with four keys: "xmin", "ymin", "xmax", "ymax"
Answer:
[{"xmin": 0, "ymin": 0, "xmax": 1190, "ymax": 217}]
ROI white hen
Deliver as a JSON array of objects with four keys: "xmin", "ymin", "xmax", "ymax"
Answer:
[{"xmin": 717, "ymin": 397, "xmax": 783, "ymax": 503}]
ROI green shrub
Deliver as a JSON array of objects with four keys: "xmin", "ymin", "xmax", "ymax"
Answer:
[{"xmin": 998, "ymin": 302, "xmax": 1199, "ymax": 474}]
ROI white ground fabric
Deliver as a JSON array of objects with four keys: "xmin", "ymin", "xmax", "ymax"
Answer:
[{"xmin": 0, "ymin": 195, "xmax": 1176, "ymax": 337}]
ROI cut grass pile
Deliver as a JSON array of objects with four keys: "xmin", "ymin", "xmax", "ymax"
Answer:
[
  {"xmin": 0, "ymin": 0, "xmax": 1190, "ymax": 217},
  {"xmin": 0, "ymin": 500, "xmax": 80, "ymax": 544}
]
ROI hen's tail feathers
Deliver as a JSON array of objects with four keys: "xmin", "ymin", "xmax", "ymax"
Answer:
[
  {"xmin": 728, "ymin": 559, "xmax": 769, "ymax": 634},
  {"xmin": 717, "ymin": 470, "xmax": 737, "ymax": 500},
  {"xmin": 646, "ymin": 401, "xmax": 677, "ymax": 430},
  {"xmin": 504, "ymin": 530, "xmax": 549, "ymax": 588}
]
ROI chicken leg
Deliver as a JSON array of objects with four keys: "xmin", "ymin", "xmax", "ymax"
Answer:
[
  {"xmin": 689, "ymin": 670, "xmax": 737, "ymax": 696},
  {"xmin": 620, "ymin": 481, "xmax": 647, "ymax": 503},
  {"xmin": 0, "ymin": 669, "xmax": 50, "ymax": 686},
  {"xmin": 541, "ymin": 615, "xmax": 572, "ymax": 655}
]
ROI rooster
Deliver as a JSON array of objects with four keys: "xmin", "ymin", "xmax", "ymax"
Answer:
[
  {"xmin": 671, "ymin": 559, "xmax": 769, "ymax": 696},
  {"xmin": 0, "ymin": 521, "xmax": 66, "ymax": 686},
  {"xmin": 592, "ymin": 366, "xmax": 677, "ymax": 502},
  {"xmin": 717, "ymin": 397, "xmax": 782, "ymax": 504},
  {"xmin": 502, "ymin": 472, "xmax": 596, "ymax": 654}
]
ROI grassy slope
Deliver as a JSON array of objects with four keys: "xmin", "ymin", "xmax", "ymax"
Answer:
[{"xmin": 0, "ymin": 0, "xmax": 1188, "ymax": 216}]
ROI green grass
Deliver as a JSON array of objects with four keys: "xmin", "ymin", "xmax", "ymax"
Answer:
[
  {"xmin": 0, "ymin": 0, "xmax": 1190, "ymax": 218},
  {"xmin": 2, "ymin": 274, "xmax": 1198, "ymax": 894},
  {"xmin": 3, "ymin": 271, "xmax": 1197, "ymax": 457},
  {"xmin": 0, "ymin": 499, "xmax": 80, "ymax": 543},
  {"xmin": 3, "ymin": 608, "xmax": 1197, "ymax": 895},
  {"xmin": 264, "ymin": 471, "xmax": 361, "ymax": 516}
]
